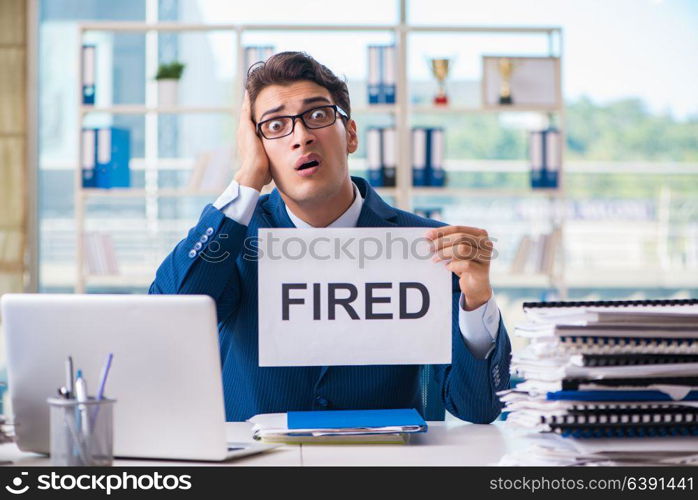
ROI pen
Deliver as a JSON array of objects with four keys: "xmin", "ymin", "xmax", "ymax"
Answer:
[
  {"xmin": 96, "ymin": 353, "xmax": 113, "ymax": 400},
  {"xmin": 65, "ymin": 356, "xmax": 74, "ymax": 399},
  {"xmin": 89, "ymin": 353, "xmax": 114, "ymax": 432},
  {"xmin": 75, "ymin": 369, "xmax": 90, "ymax": 437}
]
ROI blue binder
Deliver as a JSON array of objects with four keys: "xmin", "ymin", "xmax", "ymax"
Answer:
[
  {"xmin": 81, "ymin": 128, "xmax": 97, "ymax": 188},
  {"xmin": 382, "ymin": 44, "xmax": 396, "ymax": 104},
  {"xmin": 382, "ymin": 127, "xmax": 397, "ymax": 187},
  {"xmin": 367, "ymin": 44, "xmax": 397, "ymax": 105},
  {"xmin": 412, "ymin": 127, "xmax": 428, "ymax": 187},
  {"xmin": 530, "ymin": 129, "xmax": 561, "ymax": 189},
  {"xmin": 427, "ymin": 128, "xmax": 446, "ymax": 187},
  {"xmin": 366, "ymin": 127, "xmax": 383, "ymax": 187},
  {"xmin": 367, "ymin": 45, "xmax": 381, "ymax": 105},
  {"xmin": 94, "ymin": 127, "xmax": 131, "ymax": 189},
  {"xmin": 81, "ymin": 44, "xmax": 96, "ymax": 105},
  {"xmin": 547, "ymin": 390, "xmax": 698, "ymax": 402},
  {"xmin": 529, "ymin": 130, "xmax": 545, "ymax": 189},
  {"xmin": 543, "ymin": 128, "xmax": 560, "ymax": 188},
  {"xmin": 287, "ymin": 408, "xmax": 428, "ymax": 431}
]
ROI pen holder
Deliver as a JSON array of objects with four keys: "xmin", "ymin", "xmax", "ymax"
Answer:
[{"xmin": 47, "ymin": 397, "xmax": 116, "ymax": 466}]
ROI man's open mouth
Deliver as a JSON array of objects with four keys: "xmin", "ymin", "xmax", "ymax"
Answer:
[
  {"xmin": 294, "ymin": 154, "xmax": 322, "ymax": 176},
  {"xmin": 297, "ymin": 160, "xmax": 319, "ymax": 171}
]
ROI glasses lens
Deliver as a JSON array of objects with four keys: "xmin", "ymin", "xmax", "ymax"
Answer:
[
  {"xmin": 261, "ymin": 117, "xmax": 292, "ymax": 138},
  {"xmin": 303, "ymin": 106, "xmax": 335, "ymax": 128}
]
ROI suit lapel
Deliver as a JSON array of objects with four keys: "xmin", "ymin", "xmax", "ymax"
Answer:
[
  {"xmin": 265, "ymin": 188, "xmax": 296, "ymax": 228},
  {"xmin": 353, "ymin": 175, "xmax": 399, "ymax": 228}
]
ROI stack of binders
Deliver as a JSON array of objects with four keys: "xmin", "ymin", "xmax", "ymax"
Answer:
[
  {"xmin": 81, "ymin": 127, "xmax": 131, "ymax": 189},
  {"xmin": 81, "ymin": 44, "xmax": 96, "ymax": 105},
  {"xmin": 529, "ymin": 128, "xmax": 560, "ymax": 189},
  {"xmin": 367, "ymin": 44, "xmax": 396, "ymax": 105},
  {"xmin": 499, "ymin": 298, "xmax": 698, "ymax": 465},
  {"xmin": 366, "ymin": 127, "xmax": 396, "ymax": 187},
  {"xmin": 411, "ymin": 127, "xmax": 445, "ymax": 187}
]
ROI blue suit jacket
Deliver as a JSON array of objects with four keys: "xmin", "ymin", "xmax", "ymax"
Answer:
[{"xmin": 149, "ymin": 176, "xmax": 511, "ymax": 422}]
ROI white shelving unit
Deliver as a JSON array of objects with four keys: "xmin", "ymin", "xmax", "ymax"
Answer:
[{"xmin": 74, "ymin": 4, "xmax": 565, "ymax": 294}]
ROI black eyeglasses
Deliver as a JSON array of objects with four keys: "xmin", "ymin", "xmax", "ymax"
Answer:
[{"xmin": 256, "ymin": 104, "xmax": 349, "ymax": 140}]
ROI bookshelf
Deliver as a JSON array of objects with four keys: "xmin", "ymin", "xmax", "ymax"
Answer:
[{"xmin": 74, "ymin": 9, "xmax": 565, "ymax": 295}]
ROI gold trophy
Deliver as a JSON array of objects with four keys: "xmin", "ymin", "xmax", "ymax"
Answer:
[
  {"xmin": 430, "ymin": 58, "xmax": 451, "ymax": 105},
  {"xmin": 498, "ymin": 58, "xmax": 515, "ymax": 105}
]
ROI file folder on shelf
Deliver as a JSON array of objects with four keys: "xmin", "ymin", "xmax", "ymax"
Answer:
[
  {"xmin": 82, "ymin": 127, "xmax": 131, "ymax": 188},
  {"xmin": 382, "ymin": 127, "xmax": 397, "ymax": 187},
  {"xmin": 412, "ymin": 128, "xmax": 428, "ymax": 187},
  {"xmin": 428, "ymin": 128, "xmax": 445, "ymax": 187},
  {"xmin": 81, "ymin": 129, "xmax": 96, "ymax": 188},
  {"xmin": 81, "ymin": 44, "xmax": 96, "ymax": 105},
  {"xmin": 367, "ymin": 45, "xmax": 381, "ymax": 104},
  {"xmin": 366, "ymin": 44, "xmax": 396, "ymax": 104},
  {"xmin": 366, "ymin": 127, "xmax": 383, "ymax": 187}
]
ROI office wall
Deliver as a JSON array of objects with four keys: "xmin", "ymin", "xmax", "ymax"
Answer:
[{"xmin": 0, "ymin": 0, "xmax": 28, "ymax": 296}]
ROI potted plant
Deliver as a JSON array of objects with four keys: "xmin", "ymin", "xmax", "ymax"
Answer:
[{"xmin": 155, "ymin": 61, "xmax": 185, "ymax": 107}]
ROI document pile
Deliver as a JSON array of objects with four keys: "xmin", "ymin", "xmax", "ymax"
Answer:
[
  {"xmin": 499, "ymin": 298, "xmax": 698, "ymax": 466},
  {"xmin": 248, "ymin": 408, "xmax": 427, "ymax": 444}
]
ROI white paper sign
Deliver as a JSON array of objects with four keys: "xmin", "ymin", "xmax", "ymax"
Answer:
[{"xmin": 258, "ymin": 227, "xmax": 452, "ymax": 366}]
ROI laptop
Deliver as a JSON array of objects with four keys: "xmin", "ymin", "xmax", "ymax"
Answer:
[{"xmin": 1, "ymin": 293, "xmax": 277, "ymax": 461}]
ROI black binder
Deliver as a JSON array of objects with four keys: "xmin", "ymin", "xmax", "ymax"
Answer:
[
  {"xmin": 576, "ymin": 353, "xmax": 698, "ymax": 367},
  {"xmin": 523, "ymin": 298, "xmax": 698, "ymax": 309}
]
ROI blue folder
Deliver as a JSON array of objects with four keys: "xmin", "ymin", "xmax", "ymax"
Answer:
[
  {"xmin": 287, "ymin": 408, "xmax": 428, "ymax": 431},
  {"xmin": 547, "ymin": 390, "xmax": 698, "ymax": 402}
]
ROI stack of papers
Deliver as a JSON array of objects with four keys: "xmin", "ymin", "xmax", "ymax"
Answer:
[
  {"xmin": 248, "ymin": 408, "xmax": 428, "ymax": 444},
  {"xmin": 499, "ymin": 434, "xmax": 698, "ymax": 466},
  {"xmin": 499, "ymin": 300, "xmax": 698, "ymax": 465}
]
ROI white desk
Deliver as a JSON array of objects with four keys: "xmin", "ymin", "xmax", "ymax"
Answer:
[{"xmin": 0, "ymin": 416, "xmax": 528, "ymax": 466}]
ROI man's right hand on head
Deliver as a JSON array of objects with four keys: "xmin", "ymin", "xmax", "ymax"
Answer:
[{"xmin": 234, "ymin": 91, "xmax": 272, "ymax": 192}]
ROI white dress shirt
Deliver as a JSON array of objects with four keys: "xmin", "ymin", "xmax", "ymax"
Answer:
[{"xmin": 213, "ymin": 180, "xmax": 501, "ymax": 359}]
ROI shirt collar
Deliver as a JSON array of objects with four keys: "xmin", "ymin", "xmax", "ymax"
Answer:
[{"xmin": 286, "ymin": 181, "xmax": 364, "ymax": 228}]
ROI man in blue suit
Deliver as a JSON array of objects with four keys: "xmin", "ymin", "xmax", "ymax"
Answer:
[{"xmin": 150, "ymin": 52, "xmax": 511, "ymax": 422}]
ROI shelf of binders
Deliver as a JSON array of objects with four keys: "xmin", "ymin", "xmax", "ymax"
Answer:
[
  {"xmin": 81, "ymin": 186, "xmax": 397, "ymax": 199},
  {"xmin": 410, "ymin": 105, "xmax": 560, "ymax": 114},
  {"xmin": 410, "ymin": 186, "xmax": 563, "ymax": 198},
  {"xmin": 80, "ymin": 105, "xmax": 399, "ymax": 116},
  {"xmin": 80, "ymin": 105, "xmax": 233, "ymax": 115},
  {"xmin": 73, "ymin": 19, "xmax": 564, "ymax": 294},
  {"xmin": 80, "ymin": 188, "xmax": 223, "ymax": 198}
]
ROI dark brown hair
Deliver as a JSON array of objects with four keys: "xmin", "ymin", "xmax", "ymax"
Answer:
[{"xmin": 246, "ymin": 51, "xmax": 351, "ymax": 121}]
